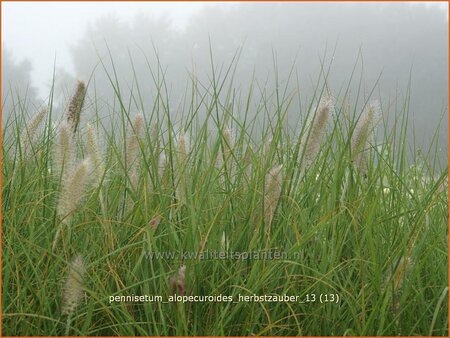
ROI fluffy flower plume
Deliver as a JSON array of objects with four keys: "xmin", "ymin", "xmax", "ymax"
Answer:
[
  {"xmin": 301, "ymin": 96, "xmax": 333, "ymax": 168},
  {"xmin": 264, "ymin": 137, "xmax": 273, "ymax": 158},
  {"xmin": 126, "ymin": 113, "xmax": 145, "ymax": 190},
  {"xmin": 351, "ymin": 102, "xmax": 379, "ymax": 173},
  {"xmin": 86, "ymin": 124, "xmax": 104, "ymax": 188},
  {"xmin": 66, "ymin": 80, "xmax": 86, "ymax": 134},
  {"xmin": 176, "ymin": 131, "xmax": 189, "ymax": 167},
  {"xmin": 222, "ymin": 127, "xmax": 234, "ymax": 163},
  {"xmin": 57, "ymin": 158, "xmax": 92, "ymax": 223},
  {"xmin": 170, "ymin": 265, "xmax": 186, "ymax": 295},
  {"xmin": 126, "ymin": 113, "xmax": 145, "ymax": 166},
  {"xmin": 62, "ymin": 254, "xmax": 85, "ymax": 315},
  {"xmin": 54, "ymin": 121, "xmax": 75, "ymax": 178},
  {"xmin": 158, "ymin": 153, "xmax": 167, "ymax": 179},
  {"xmin": 20, "ymin": 107, "xmax": 47, "ymax": 160},
  {"xmin": 264, "ymin": 164, "xmax": 283, "ymax": 232},
  {"xmin": 175, "ymin": 132, "xmax": 189, "ymax": 205}
]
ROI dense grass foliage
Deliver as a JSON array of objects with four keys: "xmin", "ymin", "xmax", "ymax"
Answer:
[{"xmin": 2, "ymin": 57, "xmax": 448, "ymax": 336}]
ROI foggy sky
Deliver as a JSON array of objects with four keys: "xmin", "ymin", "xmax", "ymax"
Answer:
[
  {"xmin": 2, "ymin": 2, "xmax": 213, "ymax": 98},
  {"xmin": 2, "ymin": 2, "xmax": 448, "ymax": 162},
  {"xmin": 3, "ymin": 2, "xmax": 446, "ymax": 99}
]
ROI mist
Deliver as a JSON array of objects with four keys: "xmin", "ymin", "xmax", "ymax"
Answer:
[{"xmin": 2, "ymin": 2, "xmax": 448, "ymax": 163}]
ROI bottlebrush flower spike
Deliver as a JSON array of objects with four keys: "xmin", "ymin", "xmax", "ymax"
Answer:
[
  {"xmin": 158, "ymin": 153, "xmax": 167, "ymax": 179},
  {"xmin": 264, "ymin": 164, "xmax": 283, "ymax": 231},
  {"xmin": 126, "ymin": 113, "xmax": 145, "ymax": 167},
  {"xmin": 351, "ymin": 101, "xmax": 379, "ymax": 174},
  {"xmin": 126, "ymin": 113, "xmax": 145, "ymax": 190},
  {"xmin": 222, "ymin": 127, "xmax": 234, "ymax": 163},
  {"xmin": 86, "ymin": 123, "xmax": 104, "ymax": 188},
  {"xmin": 54, "ymin": 121, "xmax": 75, "ymax": 179},
  {"xmin": 62, "ymin": 254, "xmax": 85, "ymax": 315},
  {"xmin": 176, "ymin": 131, "xmax": 189, "ymax": 167},
  {"xmin": 302, "ymin": 96, "xmax": 333, "ymax": 169},
  {"xmin": 57, "ymin": 158, "xmax": 92, "ymax": 223},
  {"xmin": 170, "ymin": 265, "xmax": 186, "ymax": 295},
  {"xmin": 20, "ymin": 107, "xmax": 47, "ymax": 160},
  {"xmin": 175, "ymin": 131, "xmax": 189, "ymax": 205},
  {"xmin": 66, "ymin": 80, "xmax": 86, "ymax": 134}
]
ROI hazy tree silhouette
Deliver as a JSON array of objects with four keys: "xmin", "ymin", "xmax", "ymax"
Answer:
[
  {"xmin": 68, "ymin": 3, "xmax": 447, "ymax": 157},
  {"xmin": 2, "ymin": 47, "xmax": 39, "ymax": 124}
]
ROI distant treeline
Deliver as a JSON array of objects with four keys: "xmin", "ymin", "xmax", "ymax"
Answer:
[{"xmin": 3, "ymin": 3, "xmax": 447, "ymax": 161}]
